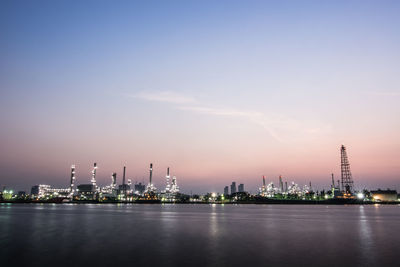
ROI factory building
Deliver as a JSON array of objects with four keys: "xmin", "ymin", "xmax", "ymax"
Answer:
[
  {"xmin": 31, "ymin": 184, "xmax": 51, "ymax": 197},
  {"xmin": 77, "ymin": 184, "xmax": 96, "ymax": 199},
  {"xmin": 31, "ymin": 184, "xmax": 70, "ymax": 199},
  {"xmin": 371, "ymin": 189, "xmax": 398, "ymax": 202}
]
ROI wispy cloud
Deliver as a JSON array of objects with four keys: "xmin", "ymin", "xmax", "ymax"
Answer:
[
  {"xmin": 177, "ymin": 106, "xmax": 263, "ymax": 117},
  {"xmin": 130, "ymin": 91, "xmax": 195, "ymax": 104},
  {"xmin": 130, "ymin": 90, "xmax": 330, "ymax": 142},
  {"xmin": 176, "ymin": 105, "xmax": 285, "ymax": 141}
]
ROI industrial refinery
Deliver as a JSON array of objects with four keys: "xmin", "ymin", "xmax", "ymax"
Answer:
[
  {"xmin": 18, "ymin": 163, "xmax": 181, "ymax": 203},
  {"xmin": 1, "ymin": 145, "xmax": 399, "ymax": 204}
]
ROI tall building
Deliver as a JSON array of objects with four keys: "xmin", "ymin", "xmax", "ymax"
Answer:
[
  {"xmin": 238, "ymin": 184, "xmax": 244, "ymax": 193},
  {"xmin": 224, "ymin": 186, "xmax": 229, "ymax": 195},
  {"xmin": 279, "ymin": 176, "xmax": 283, "ymax": 193},
  {"xmin": 231, "ymin": 182, "xmax": 237, "ymax": 194}
]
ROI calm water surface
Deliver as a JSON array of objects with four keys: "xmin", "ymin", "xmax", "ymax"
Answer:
[{"xmin": 0, "ymin": 204, "xmax": 399, "ymax": 266}]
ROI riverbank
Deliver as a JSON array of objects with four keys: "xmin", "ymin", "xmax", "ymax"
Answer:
[{"xmin": 1, "ymin": 199, "xmax": 398, "ymax": 205}]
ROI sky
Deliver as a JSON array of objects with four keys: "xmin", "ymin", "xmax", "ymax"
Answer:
[{"xmin": 0, "ymin": 0, "xmax": 399, "ymax": 194}]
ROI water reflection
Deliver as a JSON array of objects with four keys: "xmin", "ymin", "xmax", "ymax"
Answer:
[
  {"xmin": 0, "ymin": 204, "xmax": 399, "ymax": 266},
  {"xmin": 358, "ymin": 206, "xmax": 375, "ymax": 265}
]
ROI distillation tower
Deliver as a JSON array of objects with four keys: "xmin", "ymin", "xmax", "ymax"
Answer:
[
  {"xmin": 111, "ymin": 172, "xmax": 117, "ymax": 190},
  {"xmin": 91, "ymin": 163, "xmax": 97, "ymax": 188},
  {"xmin": 170, "ymin": 175, "xmax": 179, "ymax": 193},
  {"xmin": 165, "ymin": 167, "xmax": 171, "ymax": 193},
  {"xmin": 69, "ymin": 165, "xmax": 76, "ymax": 198},
  {"xmin": 146, "ymin": 163, "xmax": 157, "ymax": 192}
]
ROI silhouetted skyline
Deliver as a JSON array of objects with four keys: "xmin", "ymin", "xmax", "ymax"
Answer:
[{"xmin": 1, "ymin": 0, "xmax": 399, "ymax": 193}]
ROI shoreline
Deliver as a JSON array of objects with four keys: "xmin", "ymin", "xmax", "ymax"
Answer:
[{"xmin": 1, "ymin": 200, "xmax": 399, "ymax": 205}]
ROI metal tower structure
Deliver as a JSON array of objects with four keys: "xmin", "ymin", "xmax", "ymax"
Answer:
[
  {"xmin": 91, "ymin": 163, "xmax": 97, "ymax": 187},
  {"xmin": 340, "ymin": 145, "xmax": 354, "ymax": 194}
]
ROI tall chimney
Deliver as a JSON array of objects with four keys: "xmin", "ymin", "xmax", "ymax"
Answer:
[
  {"xmin": 149, "ymin": 163, "xmax": 153, "ymax": 184},
  {"xmin": 123, "ymin": 166, "xmax": 126, "ymax": 185}
]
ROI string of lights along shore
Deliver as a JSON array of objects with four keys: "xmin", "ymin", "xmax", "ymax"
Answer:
[{"xmin": 0, "ymin": 145, "xmax": 398, "ymax": 203}]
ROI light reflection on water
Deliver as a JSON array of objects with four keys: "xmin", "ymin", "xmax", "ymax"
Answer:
[{"xmin": 0, "ymin": 204, "xmax": 399, "ymax": 266}]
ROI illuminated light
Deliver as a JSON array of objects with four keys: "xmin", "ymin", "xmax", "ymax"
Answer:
[
  {"xmin": 357, "ymin": 193, "xmax": 364, "ymax": 200},
  {"xmin": 211, "ymin": 193, "xmax": 216, "ymax": 198},
  {"xmin": 324, "ymin": 195, "xmax": 329, "ymax": 199}
]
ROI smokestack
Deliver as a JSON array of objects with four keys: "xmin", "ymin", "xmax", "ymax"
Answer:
[
  {"xmin": 331, "ymin": 173, "xmax": 335, "ymax": 188},
  {"xmin": 262, "ymin": 176, "xmax": 266, "ymax": 187},
  {"xmin": 167, "ymin": 167, "xmax": 170, "ymax": 176},
  {"xmin": 285, "ymin": 181, "xmax": 288, "ymax": 193},
  {"xmin": 123, "ymin": 166, "xmax": 126, "ymax": 185},
  {"xmin": 279, "ymin": 175, "xmax": 283, "ymax": 192},
  {"xmin": 149, "ymin": 163, "xmax": 153, "ymax": 184}
]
